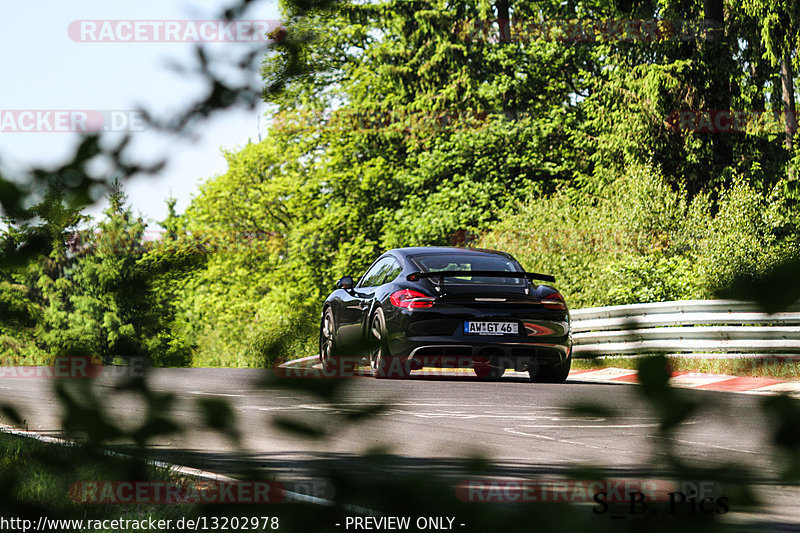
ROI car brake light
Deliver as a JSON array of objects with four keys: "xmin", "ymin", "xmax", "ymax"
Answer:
[
  {"xmin": 542, "ymin": 292, "xmax": 566, "ymax": 310},
  {"xmin": 390, "ymin": 289, "xmax": 435, "ymax": 309},
  {"xmin": 523, "ymin": 323, "xmax": 555, "ymax": 336}
]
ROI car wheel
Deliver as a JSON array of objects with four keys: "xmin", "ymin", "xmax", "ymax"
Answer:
[
  {"xmin": 369, "ymin": 308, "xmax": 407, "ymax": 379},
  {"xmin": 319, "ymin": 307, "xmax": 338, "ymax": 370},
  {"xmin": 529, "ymin": 354, "xmax": 572, "ymax": 383}
]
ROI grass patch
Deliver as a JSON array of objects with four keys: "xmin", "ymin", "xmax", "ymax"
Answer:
[
  {"xmin": 0, "ymin": 431, "xmax": 201, "ymax": 525},
  {"xmin": 573, "ymin": 356, "xmax": 800, "ymax": 380},
  {"xmin": 0, "ymin": 432, "xmax": 304, "ymax": 532}
]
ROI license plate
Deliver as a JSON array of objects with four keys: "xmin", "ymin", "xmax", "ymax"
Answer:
[{"xmin": 464, "ymin": 321, "xmax": 518, "ymax": 336}]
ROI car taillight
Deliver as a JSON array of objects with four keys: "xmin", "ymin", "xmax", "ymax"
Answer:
[
  {"xmin": 390, "ymin": 289, "xmax": 435, "ymax": 309},
  {"xmin": 542, "ymin": 292, "xmax": 566, "ymax": 310}
]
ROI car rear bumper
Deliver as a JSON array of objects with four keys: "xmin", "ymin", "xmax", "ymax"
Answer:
[
  {"xmin": 392, "ymin": 336, "xmax": 572, "ymax": 371},
  {"xmin": 380, "ymin": 304, "xmax": 572, "ymax": 371}
]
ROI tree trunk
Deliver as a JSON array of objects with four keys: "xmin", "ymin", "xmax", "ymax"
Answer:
[
  {"xmin": 496, "ymin": 0, "xmax": 510, "ymax": 42},
  {"xmin": 496, "ymin": 0, "xmax": 517, "ymax": 121},
  {"xmin": 703, "ymin": 0, "xmax": 732, "ymax": 177},
  {"xmin": 750, "ymin": 60, "xmax": 766, "ymax": 110},
  {"xmin": 780, "ymin": 52, "xmax": 796, "ymax": 153},
  {"xmin": 703, "ymin": 0, "xmax": 724, "ymax": 42}
]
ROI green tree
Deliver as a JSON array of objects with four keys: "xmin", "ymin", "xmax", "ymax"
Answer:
[
  {"xmin": 39, "ymin": 183, "xmax": 187, "ymax": 363},
  {"xmin": 0, "ymin": 187, "xmax": 86, "ymax": 362},
  {"xmin": 179, "ymin": 0, "xmax": 800, "ymax": 363}
]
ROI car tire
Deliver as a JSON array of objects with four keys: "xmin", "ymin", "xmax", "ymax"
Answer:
[
  {"xmin": 319, "ymin": 307, "xmax": 339, "ymax": 371},
  {"xmin": 529, "ymin": 354, "xmax": 572, "ymax": 383},
  {"xmin": 369, "ymin": 308, "xmax": 408, "ymax": 379}
]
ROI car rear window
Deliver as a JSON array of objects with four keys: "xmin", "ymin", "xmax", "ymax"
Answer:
[{"xmin": 412, "ymin": 254, "xmax": 524, "ymax": 285}]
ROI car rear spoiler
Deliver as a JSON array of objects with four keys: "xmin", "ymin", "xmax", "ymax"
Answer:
[{"xmin": 406, "ymin": 271, "xmax": 556, "ymax": 283}]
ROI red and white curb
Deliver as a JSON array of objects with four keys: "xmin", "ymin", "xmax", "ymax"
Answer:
[{"xmin": 567, "ymin": 367, "xmax": 800, "ymax": 397}]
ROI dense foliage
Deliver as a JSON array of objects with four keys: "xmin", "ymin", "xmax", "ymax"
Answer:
[
  {"xmin": 482, "ymin": 166, "xmax": 798, "ymax": 308},
  {"xmin": 4, "ymin": 4, "xmax": 800, "ymax": 533},
  {"xmin": 2, "ymin": 0, "xmax": 800, "ymax": 366}
]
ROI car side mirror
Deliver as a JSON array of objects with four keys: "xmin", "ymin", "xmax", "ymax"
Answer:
[{"xmin": 336, "ymin": 276, "xmax": 354, "ymax": 290}]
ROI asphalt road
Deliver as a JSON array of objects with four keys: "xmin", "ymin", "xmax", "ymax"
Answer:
[{"xmin": 1, "ymin": 368, "xmax": 799, "ymax": 529}]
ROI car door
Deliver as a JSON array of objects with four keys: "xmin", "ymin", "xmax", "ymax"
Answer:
[{"xmin": 337, "ymin": 257, "xmax": 395, "ymax": 348}]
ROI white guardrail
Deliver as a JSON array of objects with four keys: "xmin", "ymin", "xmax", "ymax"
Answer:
[{"xmin": 570, "ymin": 300, "xmax": 800, "ymax": 357}]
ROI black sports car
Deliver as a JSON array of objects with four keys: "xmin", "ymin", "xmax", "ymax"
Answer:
[{"xmin": 319, "ymin": 247, "xmax": 572, "ymax": 382}]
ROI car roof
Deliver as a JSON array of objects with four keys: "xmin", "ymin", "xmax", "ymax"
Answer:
[{"xmin": 386, "ymin": 246, "xmax": 516, "ymax": 261}]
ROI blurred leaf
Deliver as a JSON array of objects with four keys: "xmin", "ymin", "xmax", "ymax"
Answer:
[
  {"xmin": 566, "ymin": 402, "xmax": 618, "ymax": 419},
  {"xmin": 343, "ymin": 402, "xmax": 390, "ymax": 421},
  {"xmin": 55, "ymin": 381, "xmax": 123, "ymax": 444},
  {"xmin": 638, "ymin": 354, "xmax": 673, "ymax": 393},
  {"xmin": 719, "ymin": 257, "xmax": 800, "ymax": 313},
  {"xmin": 638, "ymin": 355, "xmax": 697, "ymax": 432},
  {"xmin": 0, "ymin": 404, "xmax": 23, "ymax": 426},
  {"xmin": 272, "ymin": 416, "xmax": 326, "ymax": 439},
  {"xmin": 263, "ymin": 372, "xmax": 348, "ymax": 401},
  {"xmin": 762, "ymin": 395, "xmax": 800, "ymax": 452},
  {"xmin": 196, "ymin": 397, "xmax": 240, "ymax": 446},
  {"xmin": 130, "ymin": 418, "xmax": 182, "ymax": 447}
]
